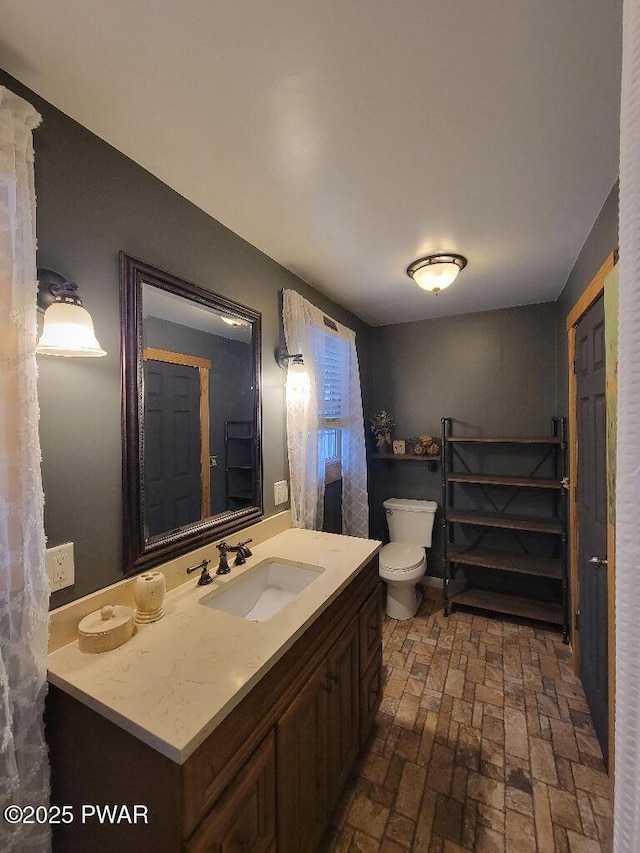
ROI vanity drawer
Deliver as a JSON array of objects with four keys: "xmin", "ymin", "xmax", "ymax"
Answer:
[{"xmin": 359, "ymin": 583, "xmax": 383, "ymax": 674}]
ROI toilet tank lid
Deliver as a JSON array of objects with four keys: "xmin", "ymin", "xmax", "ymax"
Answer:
[{"xmin": 383, "ymin": 498, "xmax": 438, "ymax": 513}]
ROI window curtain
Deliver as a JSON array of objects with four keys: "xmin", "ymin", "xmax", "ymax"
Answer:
[
  {"xmin": 283, "ymin": 290, "xmax": 369, "ymax": 537},
  {"xmin": 615, "ymin": 1, "xmax": 640, "ymax": 849},
  {"xmin": 0, "ymin": 87, "xmax": 50, "ymax": 852}
]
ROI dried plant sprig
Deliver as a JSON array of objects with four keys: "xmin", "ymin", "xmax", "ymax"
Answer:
[{"xmin": 370, "ymin": 410, "xmax": 395, "ymax": 435}]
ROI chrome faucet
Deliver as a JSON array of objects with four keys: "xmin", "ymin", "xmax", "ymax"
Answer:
[{"xmin": 216, "ymin": 539, "xmax": 253, "ymax": 575}]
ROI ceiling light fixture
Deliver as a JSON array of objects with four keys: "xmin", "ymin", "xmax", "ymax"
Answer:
[
  {"xmin": 406, "ymin": 253, "xmax": 468, "ymax": 294},
  {"xmin": 220, "ymin": 315, "xmax": 247, "ymax": 327},
  {"xmin": 36, "ymin": 268, "xmax": 107, "ymax": 357}
]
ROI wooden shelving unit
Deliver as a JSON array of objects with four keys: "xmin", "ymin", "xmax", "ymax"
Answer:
[
  {"xmin": 446, "ymin": 473, "xmax": 561, "ymax": 489},
  {"xmin": 441, "ymin": 419, "xmax": 568, "ymax": 640},
  {"xmin": 446, "ymin": 509, "xmax": 563, "ymax": 535}
]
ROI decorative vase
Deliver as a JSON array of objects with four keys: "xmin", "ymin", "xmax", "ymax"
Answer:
[{"xmin": 376, "ymin": 431, "xmax": 392, "ymax": 453}]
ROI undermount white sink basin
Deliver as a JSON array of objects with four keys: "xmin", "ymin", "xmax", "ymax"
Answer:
[{"xmin": 199, "ymin": 559, "xmax": 324, "ymax": 622}]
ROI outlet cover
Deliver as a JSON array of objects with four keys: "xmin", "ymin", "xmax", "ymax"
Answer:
[
  {"xmin": 274, "ymin": 480, "xmax": 289, "ymax": 506},
  {"xmin": 46, "ymin": 542, "xmax": 75, "ymax": 591}
]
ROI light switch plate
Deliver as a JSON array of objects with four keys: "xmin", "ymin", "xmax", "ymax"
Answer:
[
  {"xmin": 274, "ymin": 480, "xmax": 289, "ymax": 506},
  {"xmin": 46, "ymin": 542, "xmax": 75, "ymax": 591}
]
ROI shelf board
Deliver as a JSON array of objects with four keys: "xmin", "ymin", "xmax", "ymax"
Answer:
[
  {"xmin": 447, "ymin": 473, "xmax": 561, "ymax": 489},
  {"xmin": 447, "ymin": 509, "xmax": 562, "ymax": 534},
  {"xmin": 446, "ymin": 436, "xmax": 561, "ymax": 445},
  {"xmin": 450, "ymin": 588, "xmax": 563, "ymax": 625},
  {"xmin": 448, "ymin": 546, "xmax": 563, "ymax": 579},
  {"xmin": 371, "ymin": 452, "xmax": 441, "ymax": 462}
]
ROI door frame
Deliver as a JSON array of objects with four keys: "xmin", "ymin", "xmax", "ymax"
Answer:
[
  {"xmin": 143, "ymin": 347, "xmax": 212, "ymax": 519},
  {"xmin": 565, "ymin": 249, "xmax": 617, "ymax": 775}
]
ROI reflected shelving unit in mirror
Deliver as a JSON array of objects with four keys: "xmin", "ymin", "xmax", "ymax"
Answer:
[
  {"xmin": 224, "ymin": 420, "xmax": 256, "ymax": 510},
  {"xmin": 120, "ymin": 253, "xmax": 263, "ymax": 574}
]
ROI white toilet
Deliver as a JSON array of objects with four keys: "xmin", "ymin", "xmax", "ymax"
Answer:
[{"xmin": 379, "ymin": 498, "xmax": 438, "ymax": 620}]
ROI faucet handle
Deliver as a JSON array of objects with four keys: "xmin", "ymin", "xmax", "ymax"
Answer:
[
  {"xmin": 238, "ymin": 538, "xmax": 253, "ymax": 556},
  {"xmin": 186, "ymin": 559, "xmax": 213, "ymax": 586}
]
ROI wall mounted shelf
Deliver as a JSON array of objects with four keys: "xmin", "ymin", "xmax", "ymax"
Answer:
[{"xmin": 371, "ymin": 452, "xmax": 441, "ymax": 472}]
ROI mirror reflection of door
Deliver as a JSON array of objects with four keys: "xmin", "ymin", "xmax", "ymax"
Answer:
[{"xmin": 143, "ymin": 348, "xmax": 211, "ymax": 540}]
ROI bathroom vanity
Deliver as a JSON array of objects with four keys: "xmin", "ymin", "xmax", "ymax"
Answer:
[{"xmin": 46, "ymin": 530, "xmax": 382, "ymax": 852}]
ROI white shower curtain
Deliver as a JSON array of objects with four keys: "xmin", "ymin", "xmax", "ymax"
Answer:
[
  {"xmin": 283, "ymin": 290, "xmax": 369, "ymax": 537},
  {"xmin": 0, "ymin": 87, "xmax": 50, "ymax": 852},
  {"xmin": 615, "ymin": 1, "xmax": 640, "ymax": 850}
]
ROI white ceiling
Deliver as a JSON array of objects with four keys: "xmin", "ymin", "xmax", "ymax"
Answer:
[{"xmin": 1, "ymin": 1, "xmax": 622, "ymax": 326}]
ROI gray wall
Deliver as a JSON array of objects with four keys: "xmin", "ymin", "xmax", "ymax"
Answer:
[
  {"xmin": 555, "ymin": 184, "xmax": 619, "ymax": 417},
  {"xmin": 0, "ymin": 69, "xmax": 374, "ymax": 606},
  {"xmin": 370, "ymin": 302, "xmax": 559, "ymax": 575}
]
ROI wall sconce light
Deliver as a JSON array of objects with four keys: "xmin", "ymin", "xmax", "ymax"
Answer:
[
  {"xmin": 277, "ymin": 349, "xmax": 310, "ymax": 403},
  {"xmin": 406, "ymin": 253, "xmax": 468, "ymax": 294},
  {"xmin": 36, "ymin": 268, "xmax": 107, "ymax": 357},
  {"xmin": 276, "ymin": 348, "xmax": 304, "ymax": 368}
]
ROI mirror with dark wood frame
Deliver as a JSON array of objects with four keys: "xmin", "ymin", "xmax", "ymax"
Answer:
[{"xmin": 120, "ymin": 253, "xmax": 262, "ymax": 574}]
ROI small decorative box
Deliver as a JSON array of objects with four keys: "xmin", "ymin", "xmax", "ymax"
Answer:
[{"xmin": 393, "ymin": 440, "xmax": 406, "ymax": 455}]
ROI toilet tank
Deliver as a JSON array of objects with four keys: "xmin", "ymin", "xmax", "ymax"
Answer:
[{"xmin": 383, "ymin": 498, "xmax": 438, "ymax": 547}]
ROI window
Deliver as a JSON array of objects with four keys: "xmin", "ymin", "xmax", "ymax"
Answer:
[{"xmin": 320, "ymin": 329, "xmax": 348, "ymax": 484}]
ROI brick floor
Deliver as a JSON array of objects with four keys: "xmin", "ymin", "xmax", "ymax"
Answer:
[{"xmin": 323, "ymin": 593, "xmax": 613, "ymax": 852}]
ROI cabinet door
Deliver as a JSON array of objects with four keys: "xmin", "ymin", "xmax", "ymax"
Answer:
[
  {"xmin": 186, "ymin": 731, "xmax": 276, "ymax": 853},
  {"xmin": 277, "ymin": 661, "xmax": 329, "ymax": 853},
  {"xmin": 326, "ymin": 619, "xmax": 360, "ymax": 811},
  {"xmin": 359, "ymin": 584, "xmax": 383, "ymax": 674},
  {"xmin": 360, "ymin": 649, "xmax": 383, "ymax": 747}
]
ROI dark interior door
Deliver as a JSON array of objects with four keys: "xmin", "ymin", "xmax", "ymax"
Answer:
[
  {"xmin": 144, "ymin": 359, "xmax": 202, "ymax": 538},
  {"xmin": 576, "ymin": 294, "xmax": 608, "ymax": 763}
]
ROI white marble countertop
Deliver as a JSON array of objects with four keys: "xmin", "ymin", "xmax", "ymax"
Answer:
[{"xmin": 47, "ymin": 529, "xmax": 380, "ymax": 764}]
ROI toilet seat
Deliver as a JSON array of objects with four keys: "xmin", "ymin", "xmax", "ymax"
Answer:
[{"xmin": 379, "ymin": 542, "xmax": 424, "ymax": 574}]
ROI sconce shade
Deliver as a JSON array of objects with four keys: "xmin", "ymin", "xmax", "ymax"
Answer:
[
  {"xmin": 407, "ymin": 253, "xmax": 468, "ymax": 293},
  {"xmin": 285, "ymin": 357, "xmax": 310, "ymax": 404},
  {"xmin": 36, "ymin": 301, "xmax": 107, "ymax": 357}
]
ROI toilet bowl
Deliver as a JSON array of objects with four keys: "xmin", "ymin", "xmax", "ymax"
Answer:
[{"xmin": 379, "ymin": 498, "xmax": 438, "ymax": 620}]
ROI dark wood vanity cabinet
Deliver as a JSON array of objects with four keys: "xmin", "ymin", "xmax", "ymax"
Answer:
[
  {"xmin": 277, "ymin": 618, "xmax": 361, "ymax": 853},
  {"xmin": 277, "ymin": 660, "xmax": 330, "ymax": 853},
  {"xmin": 47, "ymin": 557, "xmax": 382, "ymax": 853},
  {"xmin": 326, "ymin": 619, "xmax": 360, "ymax": 810},
  {"xmin": 186, "ymin": 731, "xmax": 276, "ymax": 853},
  {"xmin": 185, "ymin": 732, "xmax": 276, "ymax": 853}
]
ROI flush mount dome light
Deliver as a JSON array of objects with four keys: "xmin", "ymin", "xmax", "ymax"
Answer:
[
  {"xmin": 406, "ymin": 253, "xmax": 468, "ymax": 294},
  {"xmin": 220, "ymin": 315, "xmax": 248, "ymax": 327}
]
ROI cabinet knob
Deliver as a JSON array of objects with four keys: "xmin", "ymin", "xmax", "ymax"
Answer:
[{"xmin": 588, "ymin": 555, "xmax": 607, "ymax": 567}]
